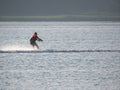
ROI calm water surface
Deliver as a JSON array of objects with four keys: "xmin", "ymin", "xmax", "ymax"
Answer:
[{"xmin": 0, "ymin": 22, "xmax": 120, "ymax": 90}]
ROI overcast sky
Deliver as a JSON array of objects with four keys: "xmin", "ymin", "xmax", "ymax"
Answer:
[{"xmin": 0, "ymin": 0, "xmax": 120, "ymax": 16}]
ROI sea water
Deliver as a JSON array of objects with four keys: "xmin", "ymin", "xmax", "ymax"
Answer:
[{"xmin": 0, "ymin": 21, "xmax": 120, "ymax": 90}]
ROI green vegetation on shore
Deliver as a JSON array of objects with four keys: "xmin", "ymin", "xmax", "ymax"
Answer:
[{"xmin": 0, "ymin": 14, "xmax": 120, "ymax": 21}]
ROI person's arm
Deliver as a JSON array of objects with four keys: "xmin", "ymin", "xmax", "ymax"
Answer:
[{"xmin": 37, "ymin": 36, "xmax": 43, "ymax": 41}]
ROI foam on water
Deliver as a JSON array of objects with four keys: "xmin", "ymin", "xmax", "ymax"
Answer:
[{"xmin": 0, "ymin": 44, "xmax": 34, "ymax": 51}]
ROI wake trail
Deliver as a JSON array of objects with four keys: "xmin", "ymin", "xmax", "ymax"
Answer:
[{"xmin": 0, "ymin": 49, "xmax": 120, "ymax": 53}]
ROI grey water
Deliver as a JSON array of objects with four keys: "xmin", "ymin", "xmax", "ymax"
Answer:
[{"xmin": 0, "ymin": 22, "xmax": 120, "ymax": 90}]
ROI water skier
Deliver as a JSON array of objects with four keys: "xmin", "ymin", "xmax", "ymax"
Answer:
[{"xmin": 30, "ymin": 32, "xmax": 43, "ymax": 49}]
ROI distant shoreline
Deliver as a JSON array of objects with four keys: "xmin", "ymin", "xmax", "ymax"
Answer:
[{"xmin": 0, "ymin": 15, "xmax": 120, "ymax": 21}]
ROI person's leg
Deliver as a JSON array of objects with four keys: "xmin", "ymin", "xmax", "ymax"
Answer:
[
  {"xmin": 30, "ymin": 41, "xmax": 37, "ymax": 48},
  {"xmin": 32, "ymin": 44, "xmax": 35, "ymax": 48},
  {"xmin": 35, "ymin": 43, "xmax": 39, "ymax": 49},
  {"xmin": 30, "ymin": 43, "xmax": 34, "ymax": 48}
]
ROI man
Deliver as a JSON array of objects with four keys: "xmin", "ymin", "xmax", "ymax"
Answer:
[{"xmin": 30, "ymin": 32, "xmax": 43, "ymax": 49}]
